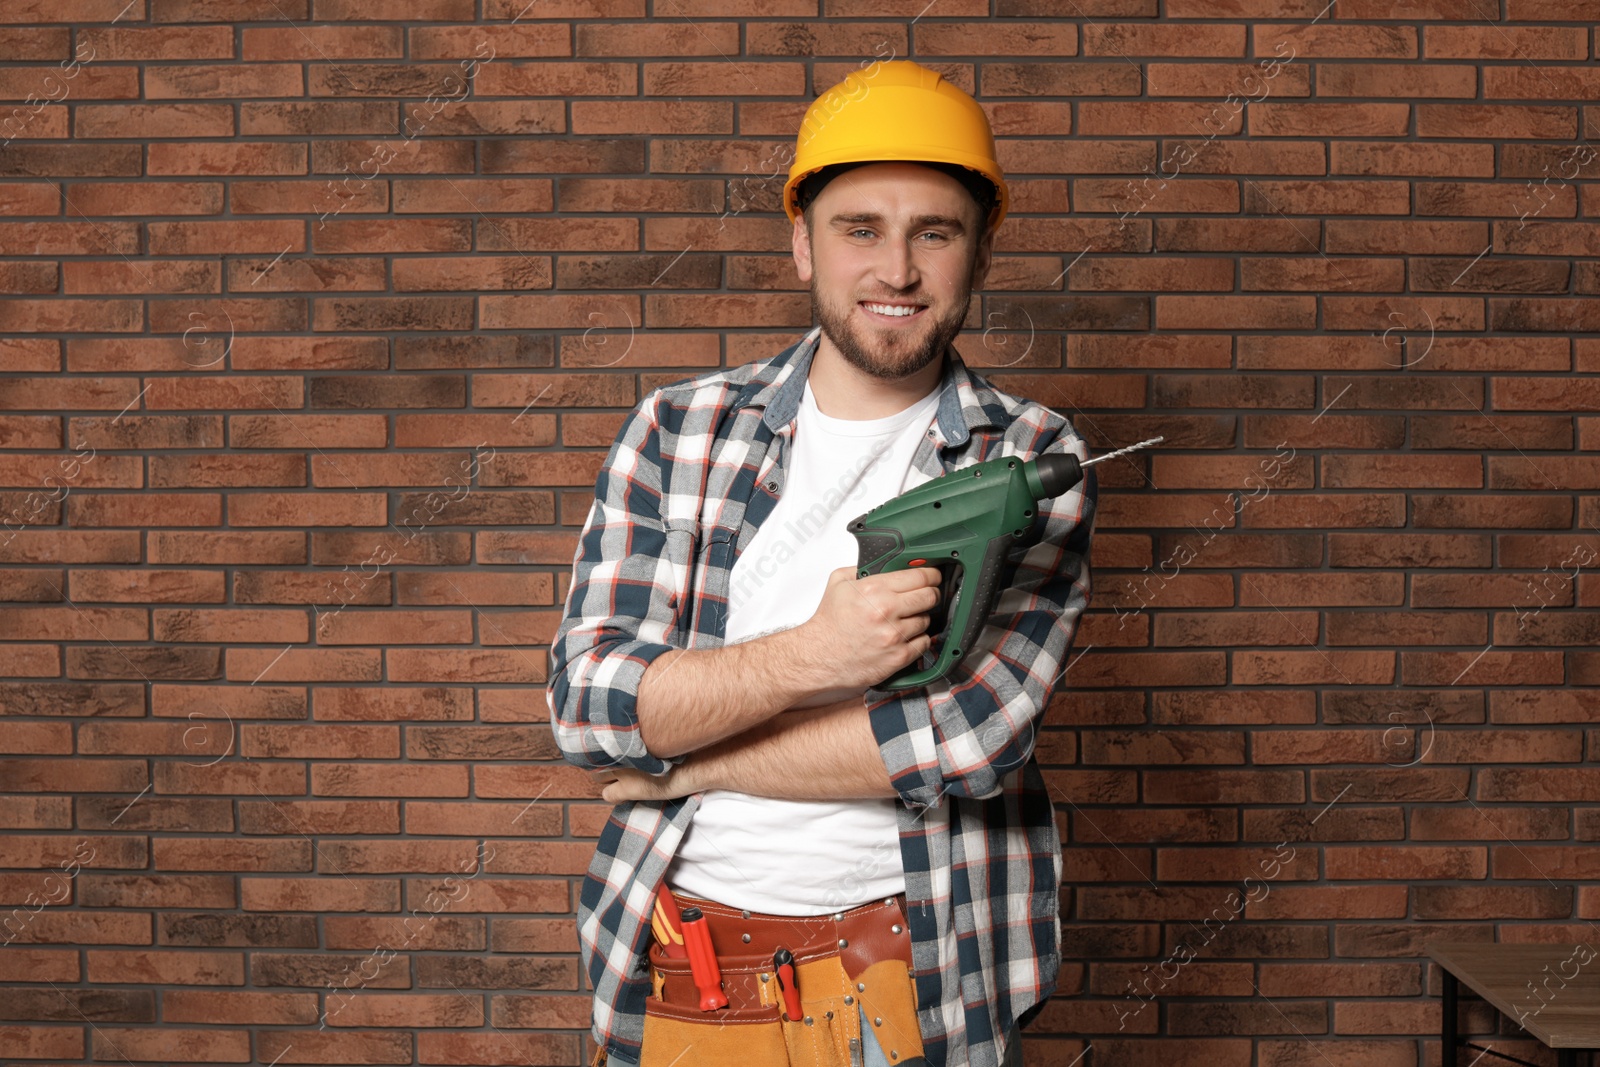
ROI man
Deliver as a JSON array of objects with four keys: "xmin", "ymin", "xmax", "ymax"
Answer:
[{"xmin": 548, "ymin": 60, "xmax": 1096, "ymax": 1067}]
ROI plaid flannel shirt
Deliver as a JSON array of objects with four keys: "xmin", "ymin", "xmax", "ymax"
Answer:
[{"xmin": 547, "ymin": 325, "xmax": 1096, "ymax": 1067}]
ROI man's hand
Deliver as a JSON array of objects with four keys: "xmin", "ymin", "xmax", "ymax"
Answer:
[
  {"xmin": 789, "ymin": 565, "xmax": 941, "ymax": 692},
  {"xmin": 591, "ymin": 763, "xmax": 699, "ymax": 804}
]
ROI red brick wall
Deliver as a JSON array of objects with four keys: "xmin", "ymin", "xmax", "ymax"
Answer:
[{"xmin": 2, "ymin": 3, "xmax": 1596, "ymax": 1066}]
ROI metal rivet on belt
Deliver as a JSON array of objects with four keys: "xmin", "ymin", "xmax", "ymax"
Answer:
[
  {"xmin": 891, "ymin": 924, "xmax": 902, "ymax": 934},
  {"xmin": 838, "ymin": 938, "xmax": 848, "ymax": 948},
  {"xmin": 874, "ymin": 1017, "xmax": 883, "ymax": 1027},
  {"xmin": 742, "ymin": 909, "xmax": 751, "ymax": 919},
  {"xmin": 804, "ymin": 1016, "xmax": 813, "ymax": 1026},
  {"xmin": 741, "ymin": 933, "xmax": 751, "ymax": 943},
  {"xmin": 843, "ymin": 995, "xmax": 854, "ymax": 1005},
  {"xmin": 890, "ymin": 1052, "xmax": 898, "ymax": 1061},
  {"xmin": 833, "ymin": 912, "xmax": 844, "ymax": 921},
  {"xmin": 825, "ymin": 1010, "xmax": 833, "ymax": 1020},
  {"xmin": 760, "ymin": 973, "xmax": 769, "ymax": 982},
  {"xmin": 856, "ymin": 982, "xmax": 865, "ymax": 992}
]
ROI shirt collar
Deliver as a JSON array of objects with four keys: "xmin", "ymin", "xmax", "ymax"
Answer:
[{"xmin": 741, "ymin": 325, "xmax": 1007, "ymax": 449}]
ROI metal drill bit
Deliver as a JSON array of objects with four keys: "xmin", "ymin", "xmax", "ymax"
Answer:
[{"xmin": 1082, "ymin": 435, "xmax": 1165, "ymax": 467}]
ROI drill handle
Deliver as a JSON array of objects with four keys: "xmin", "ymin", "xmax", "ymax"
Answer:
[{"xmin": 879, "ymin": 530, "xmax": 1015, "ymax": 691}]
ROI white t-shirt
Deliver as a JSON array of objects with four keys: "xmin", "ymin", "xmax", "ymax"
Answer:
[{"xmin": 665, "ymin": 377, "xmax": 942, "ymax": 915}]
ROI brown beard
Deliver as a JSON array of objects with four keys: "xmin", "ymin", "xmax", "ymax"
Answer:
[{"xmin": 807, "ymin": 247, "xmax": 976, "ymax": 382}]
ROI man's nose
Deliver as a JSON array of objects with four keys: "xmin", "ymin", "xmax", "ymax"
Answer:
[{"xmin": 875, "ymin": 234, "xmax": 919, "ymax": 290}]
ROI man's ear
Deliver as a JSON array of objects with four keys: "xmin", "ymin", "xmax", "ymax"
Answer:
[
  {"xmin": 970, "ymin": 223, "xmax": 996, "ymax": 291},
  {"xmin": 792, "ymin": 215, "xmax": 814, "ymax": 283}
]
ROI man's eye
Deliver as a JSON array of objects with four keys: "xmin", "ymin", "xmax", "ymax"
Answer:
[{"xmin": 849, "ymin": 228, "xmax": 875, "ymax": 238}]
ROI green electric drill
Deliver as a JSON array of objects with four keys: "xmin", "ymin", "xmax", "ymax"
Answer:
[{"xmin": 848, "ymin": 436, "xmax": 1163, "ymax": 690}]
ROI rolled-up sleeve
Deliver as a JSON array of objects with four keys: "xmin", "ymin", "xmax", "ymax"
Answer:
[
  {"xmin": 864, "ymin": 424, "xmax": 1096, "ymax": 810},
  {"xmin": 547, "ymin": 392, "xmax": 688, "ymax": 776}
]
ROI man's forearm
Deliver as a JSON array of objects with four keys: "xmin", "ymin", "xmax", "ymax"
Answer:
[
  {"xmin": 680, "ymin": 694, "xmax": 898, "ymax": 801},
  {"xmin": 634, "ymin": 564, "xmax": 941, "ymax": 760},
  {"xmin": 635, "ymin": 626, "xmax": 828, "ymax": 759}
]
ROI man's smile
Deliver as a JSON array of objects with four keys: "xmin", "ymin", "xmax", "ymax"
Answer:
[{"xmin": 860, "ymin": 300, "xmax": 928, "ymax": 323}]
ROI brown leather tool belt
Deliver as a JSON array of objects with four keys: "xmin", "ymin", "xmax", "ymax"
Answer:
[
  {"xmin": 648, "ymin": 889, "xmax": 914, "ymax": 1012},
  {"xmin": 617, "ymin": 888, "xmax": 928, "ymax": 1067}
]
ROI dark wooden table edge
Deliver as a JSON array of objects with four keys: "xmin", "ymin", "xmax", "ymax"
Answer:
[{"xmin": 1428, "ymin": 941, "xmax": 1596, "ymax": 1067}]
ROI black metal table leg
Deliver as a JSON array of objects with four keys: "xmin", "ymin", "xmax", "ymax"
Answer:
[{"xmin": 1443, "ymin": 968, "xmax": 1459, "ymax": 1066}]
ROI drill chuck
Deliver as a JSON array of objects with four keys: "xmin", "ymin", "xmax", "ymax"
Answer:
[
  {"xmin": 1030, "ymin": 452, "xmax": 1085, "ymax": 499},
  {"xmin": 1029, "ymin": 435, "xmax": 1166, "ymax": 500}
]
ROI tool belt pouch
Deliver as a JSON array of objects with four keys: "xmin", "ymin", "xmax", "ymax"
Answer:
[
  {"xmin": 640, "ymin": 942, "xmax": 789, "ymax": 1067},
  {"xmin": 643, "ymin": 934, "xmax": 924, "ymax": 1067}
]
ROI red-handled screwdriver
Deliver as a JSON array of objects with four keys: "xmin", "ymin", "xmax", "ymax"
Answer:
[
  {"xmin": 773, "ymin": 948, "xmax": 802, "ymax": 1021},
  {"xmin": 677, "ymin": 907, "xmax": 728, "ymax": 1011}
]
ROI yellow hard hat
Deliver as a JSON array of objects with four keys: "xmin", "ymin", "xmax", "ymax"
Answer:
[{"xmin": 783, "ymin": 60, "xmax": 1009, "ymax": 233}]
